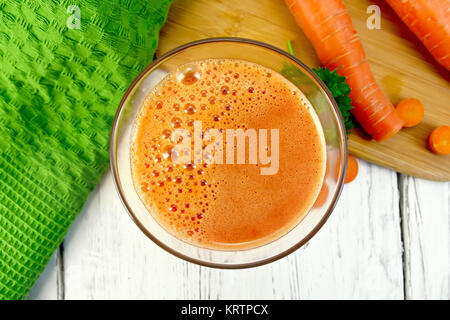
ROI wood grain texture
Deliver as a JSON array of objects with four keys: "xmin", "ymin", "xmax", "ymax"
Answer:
[
  {"xmin": 400, "ymin": 176, "xmax": 450, "ymax": 299},
  {"xmin": 58, "ymin": 162, "xmax": 404, "ymax": 299},
  {"xmin": 292, "ymin": 161, "xmax": 404, "ymax": 299},
  {"xmin": 156, "ymin": 0, "xmax": 450, "ymax": 181}
]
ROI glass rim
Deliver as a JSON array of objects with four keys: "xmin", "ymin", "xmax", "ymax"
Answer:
[{"xmin": 110, "ymin": 37, "xmax": 348, "ymax": 269}]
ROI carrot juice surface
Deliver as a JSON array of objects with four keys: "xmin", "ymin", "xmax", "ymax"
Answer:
[{"xmin": 131, "ymin": 59, "xmax": 326, "ymax": 250}]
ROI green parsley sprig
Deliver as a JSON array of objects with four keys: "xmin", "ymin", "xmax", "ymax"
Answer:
[{"xmin": 313, "ymin": 67, "xmax": 354, "ymax": 133}]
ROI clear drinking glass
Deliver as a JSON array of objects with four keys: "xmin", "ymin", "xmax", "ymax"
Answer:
[{"xmin": 110, "ymin": 38, "xmax": 348, "ymax": 268}]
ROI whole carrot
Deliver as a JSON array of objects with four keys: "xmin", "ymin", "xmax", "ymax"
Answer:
[
  {"xmin": 285, "ymin": 0, "xmax": 404, "ymax": 141},
  {"xmin": 385, "ymin": 0, "xmax": 450, "ymax": 70}
]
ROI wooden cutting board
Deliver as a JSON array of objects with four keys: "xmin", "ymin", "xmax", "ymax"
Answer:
[{"xmin": 157, "ymin": 0, "xmax": 450, "ymax": 181}]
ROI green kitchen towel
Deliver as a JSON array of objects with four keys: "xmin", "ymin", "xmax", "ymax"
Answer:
[{"xmin": 0, "ymin": 0, "xmax": 172, "ymax": 299}]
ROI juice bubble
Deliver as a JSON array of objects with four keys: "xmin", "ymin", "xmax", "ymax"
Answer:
[
  {"xmin": 163, "ymin": 145, "xmax": 179, "ymax": 162},
  {"xmin": 221, "ymin": 86, "xmax": 229, "ymax": 95},
  {"xmin": 184, "ymin": 103, "xmax": 196, "ymax": 115},
  {"xmin": 162, "ymin": 129, "xmax": 172, "ymax": 139},
  {"xmin": 184, "ymin": 162, "xmax": 196, "ymax": 171},
  {"xmin": 141, "ymin": 182, "xmax": 150, "ymax": 192},
  {"xmin": 176, "ymin": 64, "xmax": 201, "ymax": 85},
  {"xmin": 162, "ymin": 145, "xmax": 173, "ymax": 159},
  {"xmin": 171, "ymin": 117, "xmax": 182, "ymax": 128},
  {"xmin": 173, "ymin": 176, "xmax": 183, "ymax": 184}
]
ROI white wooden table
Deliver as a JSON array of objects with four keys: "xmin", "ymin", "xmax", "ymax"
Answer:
[{"xmin": 27, "ymin": 160, "xmax": 449, "ymax": 300}]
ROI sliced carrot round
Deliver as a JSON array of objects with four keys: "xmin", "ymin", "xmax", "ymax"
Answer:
[
  {"xmin": 395, "ymin": 98, "xmax": 424, "ymax": 128},
  {"xmin": 428, "ymin": 126, "xmax": 450, "ymax": 155},
  {"xmin": 345, "ymin": 155, "xmax": 358, "ymax": 184}
]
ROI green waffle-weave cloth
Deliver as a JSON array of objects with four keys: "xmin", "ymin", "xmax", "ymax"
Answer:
[{"xmin": 0, "ymin": 0, "xmax": 172, "ymax": 299}]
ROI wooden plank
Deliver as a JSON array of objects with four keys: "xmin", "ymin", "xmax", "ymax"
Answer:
[
  {"xmin": 289, "ymin": 160, "xmax": 404, "ymax": 299},
  {"xmin": 26, "ymin": 252, "xmax": 60, "ymax": 300},
  {"xmin": 61, "ymin": 162, "xmax": 403, "ymax": 299},
  {"xmin": 157, "ymin": 0, "xmax": 450, "ymax": 181},
  {"xmin": 400, "ymin": 176, "xmax": 450, "ymax": 299}
]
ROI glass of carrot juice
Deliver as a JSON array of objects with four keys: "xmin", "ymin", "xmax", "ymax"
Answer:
[{"xmin": 110, "ymin": 38, "xmax": 347, "ymax": 268}]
